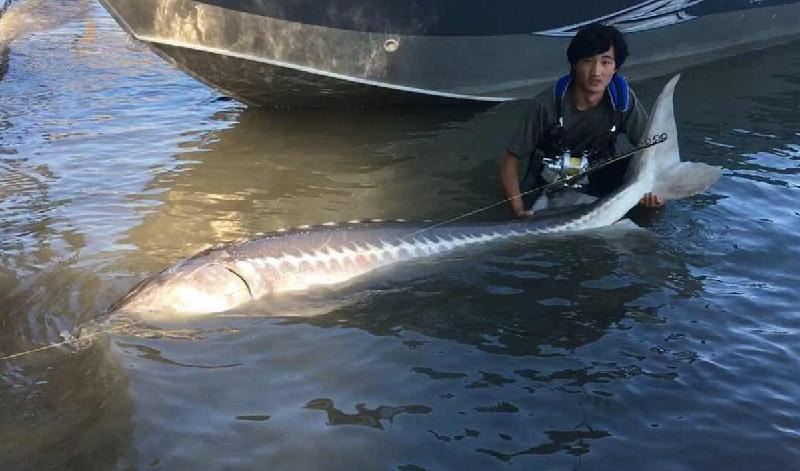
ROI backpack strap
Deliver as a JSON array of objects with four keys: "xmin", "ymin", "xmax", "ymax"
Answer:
[
  {"xmin": 607, "ymin": 74, "xmax": 629, "ymax": 113},
  {"xmin": 553, "ymin": 75, "xmax": 572, "ymax": 124},
  {"xmin": 521, "ymin": 76, "xmax": 571, "ymax": 184},
  {"xmin": 553, "ymin": 75, "xmax": 572, "ymax": 101}
]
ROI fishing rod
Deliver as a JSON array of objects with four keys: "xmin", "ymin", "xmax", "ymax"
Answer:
[
  {"xmin": 403, "ymin": 133, "xmax": 668, "ymax": 239},
  {"xmin": 538, "ymin": 132, "xmax": 669, "ymax": 195}
]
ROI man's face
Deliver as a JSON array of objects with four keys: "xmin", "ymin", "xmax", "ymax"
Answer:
[{"xmin": 573, "ymin": 46, "xmax": 617, "ymax": 95}]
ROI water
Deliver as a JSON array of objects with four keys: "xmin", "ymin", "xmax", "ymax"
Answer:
[{"xmin": 1, "ymin": 2, "xmax": 799, "ymax": 470}]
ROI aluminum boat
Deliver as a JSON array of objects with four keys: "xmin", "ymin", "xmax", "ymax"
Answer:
[{"xmin": 98, "ymin": 0, "xmax": 800, "ymax": 106}]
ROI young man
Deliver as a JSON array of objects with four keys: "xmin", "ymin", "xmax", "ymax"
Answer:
[{"xmin": 499, "ymin": 23, "xmax": 664, "ymax": 219}]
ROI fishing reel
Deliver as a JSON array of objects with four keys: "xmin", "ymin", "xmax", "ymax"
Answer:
[{"xmin": 541, "ymin": 149, "xmax": 590, "ymax": 188}]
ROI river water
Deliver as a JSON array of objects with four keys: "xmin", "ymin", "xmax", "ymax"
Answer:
[{"xmin": 1, "ymin": 2, "xmax": 799, "ymax": 470}]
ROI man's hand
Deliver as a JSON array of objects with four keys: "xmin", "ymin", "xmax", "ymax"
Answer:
[
  {"xmin": 499, "ymin": 152, "xmax": 535, "ymax": 219},
  {"xmin": 512, "ymin": 207, "xmax": 534, "ymax": 219},
  {"xmin": 639, "ymin": 192, "xmax": 664, "ymax": 208}
]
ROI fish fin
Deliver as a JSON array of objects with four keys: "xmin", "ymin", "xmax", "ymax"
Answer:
[
  {"xmin": 532, "ymin": 189, "xmax": 597, "ymax": 213},
  {"xmin": 630, "ymin": 74, "xmax": 723, "ymax": 200},
  {"xmin": 612, "ymin": 219, "xmax": 640, "ymax": 229},
  {"xmin": 626, "ymin": 75, "xmax": 682, "ymax": 187},
  {"xmin": 653, "ymin": 162, "xmax": 723, "ymax": 200},
  {"xmin": 548, "ymin": 189, "xmax": 597, "ymax": 207}
]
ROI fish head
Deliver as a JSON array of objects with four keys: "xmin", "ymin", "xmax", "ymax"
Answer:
[{"xmin": 111, "ymin": 258, "xmax": 253, "ymax": 317}]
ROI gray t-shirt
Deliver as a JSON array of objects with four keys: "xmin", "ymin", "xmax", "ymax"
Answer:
[{"xmin": 508, "ymin": 80, "xmax": 649, "ymax": 196}]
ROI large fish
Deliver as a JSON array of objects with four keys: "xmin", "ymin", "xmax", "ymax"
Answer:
[{"xmin": 112, "ymin": 75, "xmax": 722, "ymax": 317}]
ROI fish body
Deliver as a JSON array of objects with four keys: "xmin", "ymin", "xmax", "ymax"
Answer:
[{"xmin": 112, "ymin": 75, "xmax": 722, "ymax": 316}]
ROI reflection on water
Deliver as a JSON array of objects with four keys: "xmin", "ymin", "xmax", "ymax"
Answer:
[
  {"xmin": 118, "ymin": 342, "xmax": 242, "ymax": 369},
  {"xmin": 1, "ymin": 3, "xmax": 800, "ymax": 470},
  {"xmin": 304, "ymin": 398, "xmax": 432, "ymax": 430},
  {"xmin": 0, "ymin": 0, "xmax": 90, "ymax": 45},
  {"xmin": 122, "ymin": 105, "xmax": 494, "ymax": 265},
  {"xmin": 476, "ymin": 427, "xmax": 612, "ymax": 463},
  {"xmin": 0, "ymin": 339, "xmax": 134, "ymax": 470},
  {"xmin": 0, "ymin": 45, "xmax": 7, "ymax": 81}
]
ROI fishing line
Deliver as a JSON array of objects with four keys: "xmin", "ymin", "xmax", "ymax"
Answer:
[
  {"xmin": 0, "ymin": 320, "xmax": 136, "ymax": 362},
  {"xmin": 403, "ymin": 133, "xmax": 667, "ymax": 240}
]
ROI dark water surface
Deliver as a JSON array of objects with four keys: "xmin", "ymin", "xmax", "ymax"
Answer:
[{"xmin": 2, "ymin": 2, "xmax": 799, "ymax": 470}]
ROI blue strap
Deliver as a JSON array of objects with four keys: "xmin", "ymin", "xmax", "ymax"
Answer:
[
  {"xmin": 607, "ymin": 74, "xmax": 629, "ymax": 112},
  {"xmin": 553, "ymin": 75, "xmax": 572, "ymax": 100}
]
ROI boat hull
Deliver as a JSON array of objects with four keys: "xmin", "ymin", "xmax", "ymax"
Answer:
[{"xmin": 98, "ymin": 0, "xmax": 800, "ymax": 106}]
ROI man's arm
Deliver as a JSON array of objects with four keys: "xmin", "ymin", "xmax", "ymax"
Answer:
[
  {"xmin": 501, "ymin": 97, "xmax": 549, "ymax": 218},
  {"xmin": 498, "ymin": 151, "xmax": 530, "ymax": 219}
]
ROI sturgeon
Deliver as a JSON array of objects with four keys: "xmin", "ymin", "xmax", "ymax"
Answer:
[{"xmin": 112, "ymin": 75, "xmax": 722, "ymax": 317}]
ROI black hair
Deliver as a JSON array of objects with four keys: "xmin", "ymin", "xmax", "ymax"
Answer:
[{"xmin": 566, "ymin": 23, "xmax": 628, "ymax": 71}]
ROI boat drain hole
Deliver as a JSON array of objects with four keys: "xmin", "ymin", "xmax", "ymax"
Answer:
[{"xmin": 384, "ymin": 39, "xmax": 400, "ymax": 53}]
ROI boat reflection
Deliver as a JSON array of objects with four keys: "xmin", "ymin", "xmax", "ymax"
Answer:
[{"xmin": 120, "ymin": 104, "xmax": 498, "ymax": 265}]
